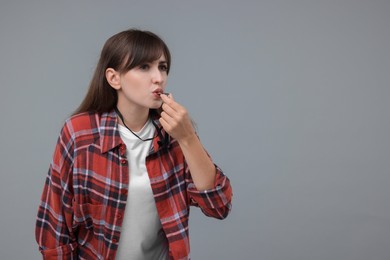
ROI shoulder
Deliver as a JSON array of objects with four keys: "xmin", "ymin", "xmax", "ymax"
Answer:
[
  {"xmin": 60, "ymin": 111, "xmax": 102, "ymax": 141},
  {"xmin": 66, "ymin": 112, "xmax": 100, "ymax": 131}
]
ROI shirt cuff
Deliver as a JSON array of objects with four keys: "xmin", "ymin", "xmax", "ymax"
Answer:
[{"xmin": 187, "ymin": 166, "xmax": 232, "ymax": 210}]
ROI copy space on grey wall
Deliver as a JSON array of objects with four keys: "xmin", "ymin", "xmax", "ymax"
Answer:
[{"xmin": 0, "ymin": 1, "xmax": 389, "ymax": 259}]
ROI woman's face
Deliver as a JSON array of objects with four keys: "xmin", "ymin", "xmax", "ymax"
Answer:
[{"xmin": 117, "ymin": 54, "xmax": 168, "ymax": 111}]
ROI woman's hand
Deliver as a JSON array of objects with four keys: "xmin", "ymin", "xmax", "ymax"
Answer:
[
  {"xmin": 159, "ymin": 93, "xmax": 216, "ymax": 191},
  {"xmin": 159, "ymin": 94, "xmax": 196, "ymax": 143}
]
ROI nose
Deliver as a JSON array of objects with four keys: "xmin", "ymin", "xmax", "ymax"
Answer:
[{"xmin": 151, "ymin": 67, "xmax": 164, "ymax": 84}]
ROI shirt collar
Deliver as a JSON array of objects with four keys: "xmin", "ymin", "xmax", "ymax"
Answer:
[
  {"xmin": 99, "ymin": 110, "xmax": 123, "ymax": 154},
  {"xmin": 99, "ymin": 109, "xmax": 170, "ymax": 154}
]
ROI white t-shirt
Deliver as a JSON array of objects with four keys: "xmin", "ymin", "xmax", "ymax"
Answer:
[{"xmin": 116, "ymin": 119, "xmax": 169, "ymax": 260}]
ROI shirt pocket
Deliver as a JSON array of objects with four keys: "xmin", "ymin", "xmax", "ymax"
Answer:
[
  {"xmin": 72, "ymin": 202, "xmax": 105, "ymax": 247},
  {"xmin": 73, "ymin": 202, "xmax": 104, "ymax": 230}
]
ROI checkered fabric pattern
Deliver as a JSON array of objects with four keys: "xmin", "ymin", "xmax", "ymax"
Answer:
[{"xmin": 36, "ymin": 111, "xmax": 232, "ymax": 259}]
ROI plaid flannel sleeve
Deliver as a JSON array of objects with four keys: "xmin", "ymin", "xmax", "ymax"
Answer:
[
  {"xmin": 186, "ymin": 163, "xmax": 233, "ymax": 220},
  {"xmin": 35, "ymin": 121, "xmax": 78, "ymax": 259}
]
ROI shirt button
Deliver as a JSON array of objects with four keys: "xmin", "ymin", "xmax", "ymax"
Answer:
[
  {"xmin": 116, "ymin": 213, "xmax": 122, "ymax": 220},
  {"xmin": 121, "ymin": 159, "xmax": 127, "ymax": 165}
]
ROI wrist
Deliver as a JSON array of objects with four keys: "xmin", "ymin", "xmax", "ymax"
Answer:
[{"xmin": 177, "ymin": 133, "xmax": 198, "ymax": 147}]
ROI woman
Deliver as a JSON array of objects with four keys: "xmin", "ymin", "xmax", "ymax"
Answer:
[{"xmin": 35, "ymin": 29, "xmax": 232, "ymax": 260}]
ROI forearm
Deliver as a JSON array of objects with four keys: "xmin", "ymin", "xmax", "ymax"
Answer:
[
  {"xmin": 178, "ymin": 134, "xmax": 216, "ymax": 191},
  {"xmin": 158, "ymin": 94, "xmax": 218, "ymax": 190}
]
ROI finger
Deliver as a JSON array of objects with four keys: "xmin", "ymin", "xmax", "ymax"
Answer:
[
  {"xmin": 159, "ymin": 117, "xmax": 168, "ymax": 130},
  {"xmin": 160, "ymin": 93, "xmax": 172, "ymax": 103},
  {"xmin": 161, "ymin": 102, "xmax": 176, "ymax": 117},
  {"xmin": 160, "ymin": 110, "xmax": 175, "ymax": 126},
  {"xmin": 159, "ymin": 117, "xmax": 173, "ymax": 133},
  {"xmin": 162, "ymin": 103, "xmax": 189, "ymax": 124},
  {"xmin": 160, "ymin": 94, "xmax": 182, "ymax": 111}
]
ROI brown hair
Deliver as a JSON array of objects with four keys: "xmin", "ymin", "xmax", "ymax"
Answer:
[{"xmin": 73, "ymin": 29, "xmax": 171, "ymax": 115}]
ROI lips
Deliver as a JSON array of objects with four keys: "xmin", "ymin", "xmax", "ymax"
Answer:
[
  {"xmin": 152, "ymin": 88, "xmax": 164, "ymax": 99},
  {"xmin": 153, "ymin": 88, "xmax": 163, "ymax": 95}
]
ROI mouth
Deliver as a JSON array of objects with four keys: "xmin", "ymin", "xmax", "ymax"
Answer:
[
  {"xmin": 152, "ymin": 89, "xmax": 169, "ymax": 98},
  {"xmin": 152, "ymin": 89, "xmax": 163, "ymax": 99},
  {"xmin": 153, "ymin": 88, "xmax": 163, "ymax": 94}
]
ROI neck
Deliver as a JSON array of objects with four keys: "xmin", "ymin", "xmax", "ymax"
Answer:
[{"xmin": 116, "ymin": 102, "xmax": 150, "ymax": 132}]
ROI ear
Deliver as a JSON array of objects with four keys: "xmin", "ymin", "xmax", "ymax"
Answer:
[{"xmin": 105, "ymin": 68, "xmax": 121, "ymax": 90}]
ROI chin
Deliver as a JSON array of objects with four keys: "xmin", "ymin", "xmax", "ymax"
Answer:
[{"xmin": 149, "ymin": 102, "xmax": 163, "ymax": 109}]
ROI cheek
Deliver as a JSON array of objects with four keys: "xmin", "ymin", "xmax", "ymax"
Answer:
[{"xmin": 122, "ymin": 73, "xmax": 141, "ymax": 86}]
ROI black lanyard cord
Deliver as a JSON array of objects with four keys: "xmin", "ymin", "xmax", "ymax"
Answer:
[{"xmin": 114, "ymin": 107, "xmax": 157, "ymax": 142}]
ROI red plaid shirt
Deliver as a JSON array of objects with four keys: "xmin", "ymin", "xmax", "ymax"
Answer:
[{"xmin": 35, "ymin": 111, "xmax": 232, "ymax": 259}]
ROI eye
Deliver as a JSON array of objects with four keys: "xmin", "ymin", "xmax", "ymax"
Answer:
[
  {"xmin": 159, "ymin": 64, "xmax": 168, "ymax": 72},
  {"xmin": 139, "ymin": 64, "xmax": 150, "ymax": 70}
]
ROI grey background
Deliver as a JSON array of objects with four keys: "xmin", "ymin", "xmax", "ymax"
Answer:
[{"xmin": 1, "ymin": 0, "xmax": 389, "ymax": 259}]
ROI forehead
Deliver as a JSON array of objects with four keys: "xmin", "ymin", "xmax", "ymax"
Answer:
[{"xmin": 150, "ymin": 54, "xmax": 167, "ymax": 63}]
